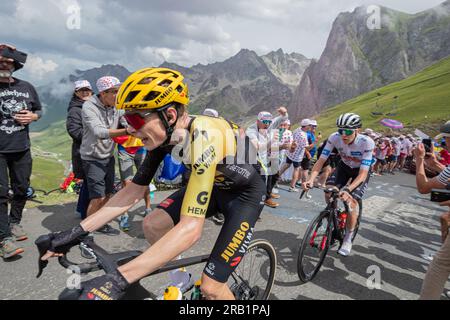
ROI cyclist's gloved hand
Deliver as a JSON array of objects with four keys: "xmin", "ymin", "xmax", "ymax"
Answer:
[
  {"xmin": 42, "ymin": 224, "xmax": 89, "ymax": 255},
  {"xmin": 78, "ymin": 269, "xmax": 130, "ymax": 300},
  {"xmin": 35, "ymin": 225, "xmax": 89, "ymax": 278},
  {"xmin": 35, "ymin": 225, "xmax": 89, "ymax": 260}
]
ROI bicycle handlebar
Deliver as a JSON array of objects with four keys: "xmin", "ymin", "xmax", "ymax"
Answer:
[
  {"xmin": 300, "ymin": 185, "xmax": 340, "ymax": 199},
  {"xmin": 58, "ymin": 255, "xmax": 101, "ymax": 274},
  {"xmin": 36, "ymin": 234, "xmax": 211, "ymax": 279}
]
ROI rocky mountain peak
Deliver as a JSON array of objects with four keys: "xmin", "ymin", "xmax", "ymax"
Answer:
[{"xmin": 289, "ymin": 1, "xmax": 450, "ymax": 121}]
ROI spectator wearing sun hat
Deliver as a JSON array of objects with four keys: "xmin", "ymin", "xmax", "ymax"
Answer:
[
  {"xmin": 246, "ymin": 107, "xmax": 289, "ymax": 208},
  {"xmin": 80, "ymin": 76, "xmax": 130, "ymax": 235}
]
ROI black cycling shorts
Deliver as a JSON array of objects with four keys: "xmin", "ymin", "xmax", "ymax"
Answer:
[
  {"xmin": 326, "ymin": 162, "xmax": 370, "ymax": 201},
  {"xmin": 157, "ymin": 175, "xmax": 266, "ymax": 283},
  {"xmin": 300, "ymin": 157, "xmax": 311, "ymax": 170}
]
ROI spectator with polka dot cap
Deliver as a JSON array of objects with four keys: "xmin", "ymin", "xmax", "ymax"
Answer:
[{"xmin": 80, "ymin": 76, "xmax": 129, "ymax": 236}]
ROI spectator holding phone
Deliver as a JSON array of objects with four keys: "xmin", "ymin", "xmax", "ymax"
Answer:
[
  {"xmin": 0, "ymin": 44, "xmax": 42, "ymax": 259},
  {"xmin": 414, "ymin": 120, "xmax": 450, "ymax": 299}
]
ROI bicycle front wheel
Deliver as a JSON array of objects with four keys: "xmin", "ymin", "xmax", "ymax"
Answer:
[
  {"xmin": 297, "ymin": 211, "xmax": 333, "ymax": 283},
  {"xmin": 228, "ymin": 239, "xmax": 277, "ymax": 300}
]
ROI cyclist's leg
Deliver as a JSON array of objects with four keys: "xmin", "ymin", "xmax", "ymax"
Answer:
[
  {"xmin": 142, "ymin": 208, "xmax": 174, "ymax": 244},
  {"xmin": 120, "ymin": 188, "xmax": 217, "ymax": 287},
  {"xmin": 201, "ymin": 179, "xmax": 265, "ymax": 300},
  {"xmin": 143, "ymin": 188, "xmax": 187, "ymax": 244},
  {"xmin": 346, "ymin": 174, "xmax": 369, "ymax": 232}
]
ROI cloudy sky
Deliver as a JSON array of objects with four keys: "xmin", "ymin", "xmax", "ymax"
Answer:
[{"xmin": 2, "ymin": 0, "xmax": 446, "ymax": 84}]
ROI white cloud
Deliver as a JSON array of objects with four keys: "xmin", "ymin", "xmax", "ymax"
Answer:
[
  {"xmin": 25, "ymin": 56, "xmax": 59, "ymax": 80},
  {"xmin": 2, "ymin": 0, "xmax": 446, "ymax": 85}
]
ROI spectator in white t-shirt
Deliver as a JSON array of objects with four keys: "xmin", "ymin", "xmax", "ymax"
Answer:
[{"xmin": 278, "ymin": 119, "xmax": 310, "ymax": 192}]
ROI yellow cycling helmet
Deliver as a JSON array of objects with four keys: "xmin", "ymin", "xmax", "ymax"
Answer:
[{"xmin": 116, "ymin": 67, "xmax": 189, "ymax": 111}]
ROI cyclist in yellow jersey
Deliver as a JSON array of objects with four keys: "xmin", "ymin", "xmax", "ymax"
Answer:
[{"xmin": 38, "ymin": 68, "xmax": 265, "ymax": 300}]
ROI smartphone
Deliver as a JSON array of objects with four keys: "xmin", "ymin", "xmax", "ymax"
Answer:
[
  {"xmin": 422, "ymin": 138, "xmax": 432, "ymax": 153},
  {"xmin": 0, "ymin": 47, "xmax": 28, "ymax": 64},
  {"xmin": 430, "ymin": 189, "xmax": 450, "ymax": 203}
]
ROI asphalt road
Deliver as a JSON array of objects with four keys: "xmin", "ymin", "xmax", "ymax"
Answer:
[{"xmin": 2, "ymin": 172, "xmax": 449, "ymax": 300}]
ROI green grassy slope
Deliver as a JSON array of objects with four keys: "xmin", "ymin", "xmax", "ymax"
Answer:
[
  {"xmin": 314, "ymin": 56, "xmax": 450, "ymax": 138},
  {"xmin": 32, "ymin": 120, "xmax": 72, "ymax": 161},
  {"xmin": 28, "ymin": 155, "xmax": 77, "ymax": 208}
]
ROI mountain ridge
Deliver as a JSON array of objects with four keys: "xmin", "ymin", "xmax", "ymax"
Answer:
[{"xmin": 289, "ymin": 1, "xmax": 450, "ymax": 121}]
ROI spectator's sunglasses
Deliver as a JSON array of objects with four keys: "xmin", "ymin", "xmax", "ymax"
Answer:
[
  {"xmin": 124, "ymin": 111, "xmax": 154, "ymax": 130},
  {"xmin": 338, "ymin": 128, "xmax": 356, "ymax": 136},
  {"xmin": 261, "ymin": 120, "xmax": 272, "ymax": 126}
]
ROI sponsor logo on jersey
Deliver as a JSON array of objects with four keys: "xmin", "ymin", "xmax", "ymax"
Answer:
[
  {"xmin": 361, "ymin": 159, "xmax": 372, "ymax": 167},
  {"xmin": 221, "ymin": 222, "xmax": 253, "ymax": 264},
  {"xmin": 187, "ymin": 206, "xmax": 207, "ymax": 216},
  {"xmin": 225, "ymin": 164, "xmax": 251, "ymax": 179},
  {"xmin": 193, "ymin": 146, "xmax": 216, "ymax": 175},
  {"xmin": 159, "ymin": 198, "xmax": 174, "ymax": 209},
  {"xmin": 196, "ymin": 191, "xmax": 209, "ymax": 205},
  {"xmin": 351, "ymin": 151, "xmax": 362, "ymax": 157},
  {"xmin": 230, "ymin": 256, "xmax": 242, "ymax": 267},
  {"xmin": 88, "ymin": 288, "xmax": 113, "ymax": 300},
  {"xmin": 322, "ymin": 149, "xmax": 331, "ymax": 156}
]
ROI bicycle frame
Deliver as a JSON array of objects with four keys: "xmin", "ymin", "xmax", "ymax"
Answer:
[
  {"xmin": 36, "ymin": 234, "xmax": 276, "ymax": 300},
  {"xmin": 59, "ymin": 237, "xmax": 210, "ymax": 277}
]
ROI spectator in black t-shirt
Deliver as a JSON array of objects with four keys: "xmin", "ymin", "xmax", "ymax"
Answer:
[{"xmin": 0, "ymin": 44, "xmax": 42, "ymax": 259}]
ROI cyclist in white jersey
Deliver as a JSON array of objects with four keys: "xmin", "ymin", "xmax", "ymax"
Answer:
[{"xmin": 303, "ymin": 113, "xmax": 375, "ymax": 256}]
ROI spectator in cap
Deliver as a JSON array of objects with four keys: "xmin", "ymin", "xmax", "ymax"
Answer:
[
  {"xmin": 66, "ymin": 80, "xmax": 93, "ymax": 220},
  {"xmin": 80, "ymin": 76, "xmax": 130, "ymax": 235},
  {"xmin": 246, "ymin": 107, "xmax": 288, "ymax": 208},
  {"xmin": 307, "ymin": 119, "xmax": 322, "ymax": 161}
]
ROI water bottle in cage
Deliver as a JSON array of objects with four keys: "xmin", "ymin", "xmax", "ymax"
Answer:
[{"xmin": 338, "ymin": 211, "xmax": 348, "ymax": 230}]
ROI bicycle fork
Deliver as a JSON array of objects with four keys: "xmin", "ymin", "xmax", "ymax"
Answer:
[{"xmin": 309, "ymin": 222, "xmax": 329, "ymax": 251}]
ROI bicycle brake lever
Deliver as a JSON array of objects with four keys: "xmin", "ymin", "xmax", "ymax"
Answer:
[{"xmin": 35, "ymin": 234, "xmax": 54, "ymax": 278}]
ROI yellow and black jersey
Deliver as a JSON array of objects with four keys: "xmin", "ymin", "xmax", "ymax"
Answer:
[{"xmin": 132, "ymin": 116, "xmax": 260, "ymax": 218}]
